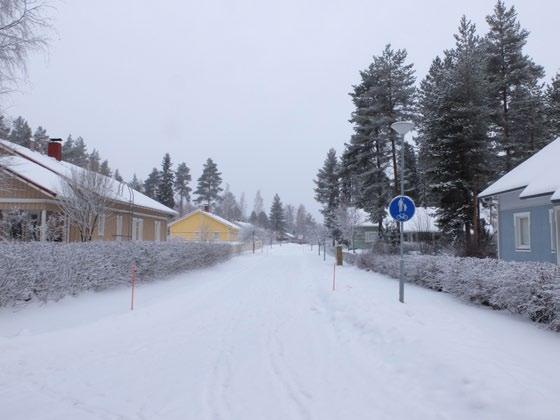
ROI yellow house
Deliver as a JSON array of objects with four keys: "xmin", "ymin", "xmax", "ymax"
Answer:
[{"xmin": 169, "ymin": 209, "xmax": 240, "ymax": 242}]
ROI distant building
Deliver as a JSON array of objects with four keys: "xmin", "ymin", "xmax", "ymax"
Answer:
[
  {"xmin": 479, "ymin": 138, "xmax": 560, "ymax": 264},
  {"xmin": 353, "ymin": 207, "xmax": 441, "ymax": 250},
  {"xmin": 0, "ymin": 138, "xmax": 177, "ymax": 242},
  {"xmin": 169, "ymin": 208, "xmax": 240, "ymax": 242}
]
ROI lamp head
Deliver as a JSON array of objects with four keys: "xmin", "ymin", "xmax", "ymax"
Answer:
[{"xmin": 391, "ymin": 121, "xmax": 415, "ymax": 135}]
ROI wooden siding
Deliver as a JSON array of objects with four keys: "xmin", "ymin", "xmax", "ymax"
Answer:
[
  {"xmin": 170, "ymin": 211, "xmax": 238, "ymax": 242},
  {"xmin": 0, "ymin": 169, "xmax": 171, "ymax": 242}
]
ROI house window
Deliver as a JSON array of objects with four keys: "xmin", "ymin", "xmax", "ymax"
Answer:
[
  {"xmin": 364, "ymin": 231, "xmax": 376, "ymax": 243},
  {"xmin": 514, "ymin": 212, "xmax": 531, "ymax": 251},
  {"xmin": 98, "ymin": 213, "xmax": 105, "ymax": 237},
  {"xmin": 154, "ymin": 220, "xmax": 161, "ymax": 242},
  {"xmin": 550, "ymin": 209, "xmax": 557, "ymax": 253},
  {"xmin": 116, "ymin": 215, "xmax": 123, "ymax": 241},
  {"xmin": 213, "ymin": 232, "xmax": 220, "ymax": 241},
  {"xmin": 132, "ymin": 218, "xmax": 144, "ymax": 241}
]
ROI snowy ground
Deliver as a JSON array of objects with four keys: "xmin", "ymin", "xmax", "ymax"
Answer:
[{"xmin": 1, "ymin": 244, "xmax": 560, "ymax": 420}]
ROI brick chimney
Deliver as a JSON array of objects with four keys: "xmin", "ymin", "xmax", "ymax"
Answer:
[
  {"xmin": 47, "ymin": 138, "xmax": 62, "ymax": 161},
  {"xmin": 203, "ymin": 204, "xmax": 210, "ymax": 212}
]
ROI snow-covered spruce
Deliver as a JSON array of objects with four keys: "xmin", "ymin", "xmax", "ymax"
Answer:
[
  {"xmin": 0, "ymin": 240, "xmax": 233, "ymax": 306},
  {"xmin": 354, "ymin": 252, "xmax": 560, "ymax": 331}
]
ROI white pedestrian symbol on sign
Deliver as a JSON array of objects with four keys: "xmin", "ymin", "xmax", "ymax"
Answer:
[
  {"xmin": 398, "ymin": 197, "xmax": 407, "ymax": 214},
  {"xmin": 389, "ymin": 195, "xmax": 416, "ymax": 222}
]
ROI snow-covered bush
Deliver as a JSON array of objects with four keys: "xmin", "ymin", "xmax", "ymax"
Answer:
[
  {"xmin": 0, "ymin": 240, "xmax": 233, "ymax": 306},
  {"xmin": 354, "ymin": 252, "xmax": 560, "ymax": 331}
]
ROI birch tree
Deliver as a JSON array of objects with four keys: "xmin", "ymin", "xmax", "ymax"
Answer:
[
  {"xmin": 0, "ymin": 0, "xmax": 52, "ymax": 95},
  {"xmin": 58, "ymin": 169, "xmax": 115, "ymax": 242}
]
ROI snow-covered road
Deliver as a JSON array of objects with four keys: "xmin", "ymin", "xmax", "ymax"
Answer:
[{"xmin": 2, "ymin": 244, "xmax": 560, "ymax": 420}]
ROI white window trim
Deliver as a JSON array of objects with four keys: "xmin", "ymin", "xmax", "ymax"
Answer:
[
  {"xmin": 132, "ymin": 217, "xmax": 144, "ymax": 241},
  {"xmin": 154, "ymin": 220, "xmax": 161, "ymax": 242},
  {"xmin": 514, "ymin": 212, "xmax": 531, "ymax": 252},
  {"xmin": 98, "ymin": 213, "xmax": 106, "ymax": 237},
  {"xmin": 549, "ymin": 209, "xmax": 556, "ymax": 253},
  {"xmin": 116, "ymin": 215, "xmax": 123, "ymax": 241}
]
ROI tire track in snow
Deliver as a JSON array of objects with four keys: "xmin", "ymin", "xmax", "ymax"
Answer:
[{"xmin": 202, "ymin": 260, "xmax": 260, "ymax": 420}]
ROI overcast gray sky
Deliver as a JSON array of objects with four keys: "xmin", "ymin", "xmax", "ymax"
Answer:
[{"xmin": 5, "ymin": 0, "xmax": 560, "ymax": 217}]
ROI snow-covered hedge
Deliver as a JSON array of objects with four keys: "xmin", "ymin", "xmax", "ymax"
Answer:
[
  {"xmin": 354, "ymin": 252, "xmax": 560, "ymax": 331},
  {"xmin": 0, "ymin": 241, "xmax": 233, "ymax": 306}
]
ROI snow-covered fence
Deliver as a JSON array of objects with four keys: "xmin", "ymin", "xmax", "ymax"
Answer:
[
  {"xmin": 354, "ymin": 252, "xmax": 560, "ymax": 331},
  {"xmin": 0, "ymin": 241, "xmax": 233, "ymax": 306}
]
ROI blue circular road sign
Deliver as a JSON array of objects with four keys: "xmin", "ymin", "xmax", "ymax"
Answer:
[{"xmin": 389, "ymin": 195, "xmax": 416, "ymax": 222}]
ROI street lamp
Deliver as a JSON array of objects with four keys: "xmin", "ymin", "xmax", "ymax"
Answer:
[{"xmin": 391, "ymin": 120, "xmax": 415, "ymax": 303}]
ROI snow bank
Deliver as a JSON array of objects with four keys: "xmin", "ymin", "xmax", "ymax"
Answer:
[
  {"xmin": 0, "ymin": 241, "xmax": 233, "ymax": 306},
  {"xmin": 354, "ymin": 252, "xmax": 560, "ymax": 331}
]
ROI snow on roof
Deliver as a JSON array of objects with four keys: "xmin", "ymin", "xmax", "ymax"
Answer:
[
  {"xmin": 0, "ymin": 154, "xmax": 60, "ymax": 195},
  {"xmin": 169, "ymin": 209, "xmax": 240, "ymax": 230},
  {"xmin": 357, "ymin": 206, "xmax": 440, "ymax": 233},
  {"xmin": 402, "ymin": 206, "xmax": 439, "ymax": 233},
  {"xmin": 479, "ymin": 137, "xmax": 560, "ymax": 200},
  {"xmin": 0, "ymin": 139, "xmax": 177, "ymax": 215},
  {"xmin": 234, "ymin": 221, "xmax": 254, "ymax": 229}
]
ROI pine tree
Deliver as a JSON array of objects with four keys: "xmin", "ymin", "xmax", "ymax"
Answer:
[
  {"xmin": 249, "ymin": 210, "xmax": 258, "ymax": 225},
  {"xmin": 545, "ymin": 72, "xmax": 560, "ymax": 140},
  {"xmin": 144, "ymin": 168, "xmax": 160, "ymax": 199},
  {"xmin": 509, "ymin": 78, "xmax": 548, "ymax": 160},
  {"xmin": 485, "ymin": 0, "xmax": 545, "ymax": 172},
  {"xmin": 403, "ymin": 142, "xmax": 420, "ymax": 202},
  {"xmin": 62, "ymin": 135, "xmax": 75, "ymax": 161},
  {"xmin": 88, "ymin": 149, "xmax": 100, "ymax": 172},
  {"xmin": 129, "ymin": 174, "xmax": 144, "ymax": 192},
  {"xmin": 32, "ymin": 126, "xmax": 49, "ymax": 153},
  {"xmin": 174, "ymin": 162, "xmax": 192, "ymax": 215},
  {"xmin": 416, "ymin": 56, "xmax": 449, "ymax": 208},
  {"xmin": 257, "ymin": 211, "xmax": 269, "ymax": 229},
  {"xmin": 314, "ymin": 149, "xmax": 340, "ymax": 240},
  {"xmin": 157, "ymin": 153, "xmax": 175, "ymax": 208},
  {"xmin": 0, "ymin": 115, "xmax": 10, "ymax": 138},
  {"xmin": 284, "ymin": 204, "xmax": 295, "ymax": 234},
  {"xmin": 114, "ymin": 169, "xmax": 123, "ymax": 182},
  {"xmin": 99, "ymin": 160, "xmax": 111, "ymax": 177},
  {"xmin": 342, "ymin": 45, "xmax": 415, "ymax": 233},
  {"xmin": 269, "ymin": 194, "xmax": 285, "ymax": 238},
  {"xmin": 194, "ymin": 158, "xmax": 223, "ymax": 209},
  {"xmin": 73, "ymin": 137, "xmax": 89, "ymax": 167},
  {"xmin": 8, "ymin": 116, "xmax": 32, "ymax": 148},
  {"xmin": 216, "ymin": 184, "xmax": 241, "ymax": 221},
  {"xmin": 63, "ymin": 135, "xmax": 88, "ymax": 166},
  {"xmin": 418, "ymin": 17, "xmax": 492, "ymax": 255}
]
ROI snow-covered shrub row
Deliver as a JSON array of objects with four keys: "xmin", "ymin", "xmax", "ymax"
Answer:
[
  {"xmin": 0, "ymin": 240, "xmax": 233, "ymax": 306},
  {"xmin": 355, "ymin": 252, "xmax": 560, "ymax": 331}
]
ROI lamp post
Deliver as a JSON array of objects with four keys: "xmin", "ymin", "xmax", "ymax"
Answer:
[{"xmin": 390, "ymin": 121, "xmax": 415, "ymax": 303}]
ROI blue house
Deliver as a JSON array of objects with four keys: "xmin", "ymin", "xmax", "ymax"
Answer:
[{"xmin": 479, "ymin": 138, "xmax": 560, "ymax": 264}]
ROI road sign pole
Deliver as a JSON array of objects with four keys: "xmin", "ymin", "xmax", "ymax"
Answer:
[{"xmin": 399, "ymin": 129, "xmax": 405, "ymax": 303}]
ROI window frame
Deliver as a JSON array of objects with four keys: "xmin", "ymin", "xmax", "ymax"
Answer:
[
  {"xmin": 154, "ymin": 220, "xmax": 161, "ymax": 242},
  {"xmin": 514, "ymin": 211, "xmax": 531, "ymax": 251},
  {"xmin": 98, "ymin": 213, "xmax": 106, "ymax": 237},
  {"xmin": 116, "ymin": 215, "xmax": 123, "ymax": 241},
  {"xmin": 364, "ymin": 231, "xmax": 376, "ymax": 243}
]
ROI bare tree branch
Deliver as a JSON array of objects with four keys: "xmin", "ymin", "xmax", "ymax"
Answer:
[
  {"xmin": 0, "ymin": 0, "xmax": 53, "ymax": 94},
  {"xmin": 57, "ymin": 169, "xmax": 115, "ymax": 242}
]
